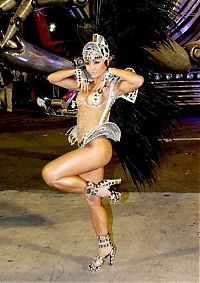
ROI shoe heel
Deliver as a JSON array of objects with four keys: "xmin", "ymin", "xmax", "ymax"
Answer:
[
  {"xmin": 109, "ymin": 245, "xmax": 116, "ymax": 265},
  {"xmin": 108, "ymin": 189, "xmax": 121, "ymax": 204}
]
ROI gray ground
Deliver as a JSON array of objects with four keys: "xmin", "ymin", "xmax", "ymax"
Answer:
[{"xmin": 0, "ymin": 109, "xmax": 199, "ymax": 282}]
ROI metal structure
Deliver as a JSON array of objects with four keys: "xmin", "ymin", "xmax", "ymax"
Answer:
[
  {"xmin": 0, "ymin": 0, "xmax": 199, "ymax": 109},
  {"xmin": 152, "ymin": 67, "xmax": 200, "ymax": 106},
  {"xmin": 170, "ymin": 0, "xmax": 200, "ymax": 45},
  {"xmin": 153, "ymin": 0, "xmax": 200, "ymax": 106}
]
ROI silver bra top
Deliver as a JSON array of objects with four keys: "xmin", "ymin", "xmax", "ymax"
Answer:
[
  {"xmin": 67, "ymin": 78, "xmax": 139, "ymax": 146},
  {"xmin": 76, "ymin": 91, "xmax": 107, "ymax": 108}
]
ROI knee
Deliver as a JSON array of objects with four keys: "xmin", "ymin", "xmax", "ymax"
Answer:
[
  {"xmin": 85, "ymin": 195, "xmax": 102, "ymax": 208},
  {"xmin": 42, "ymin": 165, "xmax": 56, "ymax": 187}
]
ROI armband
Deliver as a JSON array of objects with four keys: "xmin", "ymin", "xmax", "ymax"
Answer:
[
  {"xmin": 74, "ymin": 68, "xmax": 92, "ymax": 84},
  {"xmin": 101, "ymin": 68, "xmax": 120, "ymax": 86},
  {"xmin": 118, "ymin": 67, "xmax": 138, "ymax": 104}
]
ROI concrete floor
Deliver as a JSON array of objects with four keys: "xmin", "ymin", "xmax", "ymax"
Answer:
[
  {"xmin": 0, "ymin": 109, "xmax": 199, "ymax": 282},
  {"xmin": 0, "ymin": 191, "xmax": 199, "ymax": 282}
]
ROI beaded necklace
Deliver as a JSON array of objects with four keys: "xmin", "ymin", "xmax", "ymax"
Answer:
[{"xmin": 91, "ymin": 69, "xmax": 118, "ymax": 107}]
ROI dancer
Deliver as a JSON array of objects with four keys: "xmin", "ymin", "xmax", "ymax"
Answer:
[{"xmin": 42, "ymin": 33, "xmax": 144, "ymax": 271}]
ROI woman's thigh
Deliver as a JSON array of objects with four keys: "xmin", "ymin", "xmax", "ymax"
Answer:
[{"xmin": 43, "ymin": 136, "xmax": 112, "ymax": 180}]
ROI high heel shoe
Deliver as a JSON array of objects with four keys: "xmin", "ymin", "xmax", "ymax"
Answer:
[
  {"xmin": 88, "ymin": 233, "xmax": 116, "ymax": 271},
  {"xmin": 97, "ymin": 179, "xmax": 121, "ymax": 204},
  {"xmin": 86, "ymin": 179, "xmax": 121, "ymax": 204}
]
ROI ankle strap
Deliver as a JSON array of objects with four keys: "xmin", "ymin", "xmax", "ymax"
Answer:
[
  {"xmin": 97, "ymin": 233, "xmax": 112, "ymax": 248},
  {"xmin": 97, "ymin": 179, "xmax": 121, "ymax": 188},
  {"xmin": 85, "ymin": 181, "xmax": 98, "ymax": 195}
]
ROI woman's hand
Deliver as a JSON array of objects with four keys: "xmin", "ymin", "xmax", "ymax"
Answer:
[
  {"xmin": 108, "ymin": 67, "xmax": 144, "ymax": 96},
  {"xmin": 75, "ymin": 68, "xmax": 90, "ymax": 93}
]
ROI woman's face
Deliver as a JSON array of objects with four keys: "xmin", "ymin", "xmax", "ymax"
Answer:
[{"xmin": 85, "ymin": 57, "xmax": 107, "ymax": 79}]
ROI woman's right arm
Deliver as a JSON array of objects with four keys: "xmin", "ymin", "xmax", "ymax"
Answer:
[{"xmin": 47, "ymin": 68, "xmax": 78, "ymax": 89}]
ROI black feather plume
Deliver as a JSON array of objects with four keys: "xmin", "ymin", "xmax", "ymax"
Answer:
[{"xmin": 92, "ymin": 0, "xmax": 180, "ymax": 189}]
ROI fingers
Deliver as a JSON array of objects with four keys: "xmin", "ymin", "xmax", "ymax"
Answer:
[
  {"xmin": 80, "ymin": 81, "xmax": 89, "ymax": 92},
  {"xmin": 85, "ymin": 82, "xmax": 89, "ymax": 93}
]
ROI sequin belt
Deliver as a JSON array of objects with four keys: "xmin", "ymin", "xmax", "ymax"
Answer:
[{"xmin": 66, "ymin": 122, "xmax": 121, "ymax": 148}]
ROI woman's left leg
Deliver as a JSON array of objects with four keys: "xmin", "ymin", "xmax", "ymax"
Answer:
[
  {"xmin": 42, "ymin": 137, "xmax": 120, "ymax": 202},
  {"xmin": 42, "ymin": 136, "xmax": 113, "ymax": 194}
]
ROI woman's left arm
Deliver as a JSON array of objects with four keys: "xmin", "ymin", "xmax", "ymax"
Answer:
[{"xmin": 109, "ymin": 67, "xmax": 144, "ymax": 96}]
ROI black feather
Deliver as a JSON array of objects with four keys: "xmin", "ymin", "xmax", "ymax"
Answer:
[{"xmin": 92, "ymin": 0, "xmax": 180, "ymax": 188}]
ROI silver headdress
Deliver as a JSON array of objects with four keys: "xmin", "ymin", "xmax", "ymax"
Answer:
[{"xmin": 82, "ymin": 34, "xmax": 110, "ymax": 62}]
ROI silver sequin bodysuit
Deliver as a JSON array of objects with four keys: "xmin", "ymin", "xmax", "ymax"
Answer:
[{"xmin": 67, "ymin": 80, "xmax": 138, "ymax": 147}]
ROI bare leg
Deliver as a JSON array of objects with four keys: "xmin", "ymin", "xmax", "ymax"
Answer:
[
  {"xmin": 42, "ymin": 136, "xmax": 112, "ymax": 194},
  {"xmin": 81, "ymin": 168, "xmax": 108, "ymax": 233},
  {"xmin": 81, "ymin": 169, "xmax": 112, "ymax": 258},
  {"xmin": 42, "ymin": 137, "xmax": 114, "ymax": 259}
]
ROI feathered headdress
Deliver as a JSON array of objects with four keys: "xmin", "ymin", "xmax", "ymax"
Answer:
[{"xmin": 88, "ymin": 0, "xmax": 179, "ymax": 189}]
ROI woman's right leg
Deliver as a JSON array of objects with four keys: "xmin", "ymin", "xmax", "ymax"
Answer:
[
  {"xmin": 80, "ymin": 168, "xmax": 108, "ymax": 235},
  {"xmin": 81, "ymin": 169, "xmax": 116, "ymax": 271}
]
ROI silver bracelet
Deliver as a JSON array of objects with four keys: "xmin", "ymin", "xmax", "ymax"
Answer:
[{"xmin": 74, "ymin": 68, "xmax": 83, "ymax": 83}]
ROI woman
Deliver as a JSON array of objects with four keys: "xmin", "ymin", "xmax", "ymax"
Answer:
[{"xmin": 42, "ymin": 34, "xmax": 144, "ymax": 271}]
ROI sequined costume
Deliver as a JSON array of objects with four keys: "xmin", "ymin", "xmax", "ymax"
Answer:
[
  {"xmin": 85, "ymin": 0, "xmax": 180, "ymax": 188},
  {"xmin": 67, "ymin": 76, "xmax": 138, "ymax": 147}
]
